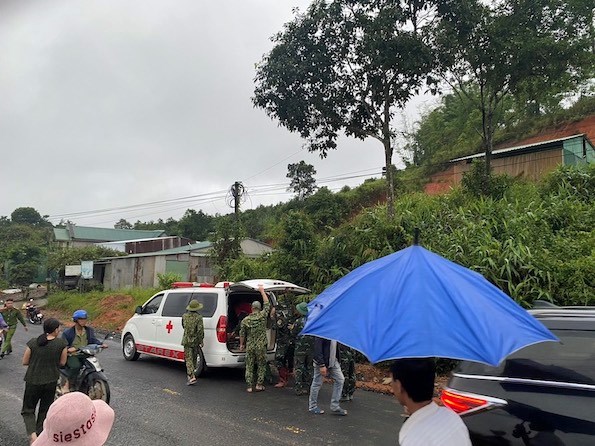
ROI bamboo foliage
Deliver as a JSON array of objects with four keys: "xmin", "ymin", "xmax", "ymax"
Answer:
[{"xmin": 226, "ymin": 165, "xmax": 594, "ymax": 305}]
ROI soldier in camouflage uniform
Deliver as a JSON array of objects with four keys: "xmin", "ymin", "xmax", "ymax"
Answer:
[
  {"xmin": 182, "ymin": 299, "xmax": 204, "ymax": 385},
  {"xmin": 292, "ymin": 302, "xmax": 314, "ymax": 396},
  {"xmin": 273, "ymin": 303, "xmax": 297, "ymax": 388},
  {"xmin": 340, "ymin": 344, "xmax": 356, "ymax": 401},
  {"xmin": 239, "ymin": 285, "xmax": 271, "ymax": 392},
  {"xmin": 0, "ymin": 298, "xmax": 28, "ymax": 358}
]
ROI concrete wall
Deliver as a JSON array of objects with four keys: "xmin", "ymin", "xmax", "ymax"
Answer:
[
  {"xmin": 240, "ymin": 239, "xmax": 274, "ymax": 257},
  {"xmin": 103, "ymin": 253, "xmax": 204, "ymax": 290},
  {"xmin": 104, "ymin": 256, "xmax": 158, "ymax": 290}
]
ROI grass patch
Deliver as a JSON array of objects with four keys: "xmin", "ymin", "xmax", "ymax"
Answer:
[{"xmin": 47, "ymin": 288, "xmax": 159, "ymax": 329}]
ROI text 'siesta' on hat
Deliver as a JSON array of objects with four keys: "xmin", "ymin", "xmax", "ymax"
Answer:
[
  {"xmin": 33, "ymin": 392, "xmax": 115, "ymax": 446},
  {"xmin": 186, "ymin": 299, "xmax": 203, "ymax": 312},
  {"xmin": 296, "ymin": 302, "xmax": 308, "ymax": 316}
]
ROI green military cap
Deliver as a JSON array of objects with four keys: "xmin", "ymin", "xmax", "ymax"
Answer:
[
  {"xmin": 296, "ymin": 302, "xmax": 308, "ymax": 316},
  {"xmin": 186, "ymin": 300, "xmax": 203, "ymax": 312}
]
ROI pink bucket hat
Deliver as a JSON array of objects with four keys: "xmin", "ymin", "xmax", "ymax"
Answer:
[{"xmin": 33, "ymin": 392, "xmax": 115, "ymax": 446}]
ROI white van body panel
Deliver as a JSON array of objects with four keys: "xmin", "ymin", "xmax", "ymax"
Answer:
[{"xmin": 121, "ymin": 278, "xmax": 306, "ymax": 370}]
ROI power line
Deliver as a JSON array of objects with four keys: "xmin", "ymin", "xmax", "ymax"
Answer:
[{"xmin": 46, "ymin": 151, "xmax": 577, "ymax": 223}]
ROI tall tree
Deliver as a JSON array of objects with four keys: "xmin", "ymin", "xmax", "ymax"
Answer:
[
  {"xmin": 209, "ymin": 216, "xmax": 244, "ymax": 280},
  {"xmin": 254, "ymin": 0, "xmax": 437, "ymax": 217},
  {"xmin": 435, "ymin": 0, "xmax": 594, "ymax": 187},
  {"xmin": 177, "ymin": 209, "xmax": 215, "ymax": 241},
  {"xmin": 11, "ymin": 207, "xmax": 51, "ymax": 227},
  {"xmin": 287, "ymin": 161, "xmax": 318, "ymax": 200},
  {"xmin": 114, "ymin": 218, "xmax": 133, "ymax": 229}
]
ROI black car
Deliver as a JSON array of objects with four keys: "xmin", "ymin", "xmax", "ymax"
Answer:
[{"xmin": 441, "ymin": 305, "xmax": 595, "ymax": 445}]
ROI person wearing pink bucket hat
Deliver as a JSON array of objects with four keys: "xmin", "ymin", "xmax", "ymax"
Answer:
[{"xmin": 33, "ymin": 392, "xmax": 114, "ymax": 446}]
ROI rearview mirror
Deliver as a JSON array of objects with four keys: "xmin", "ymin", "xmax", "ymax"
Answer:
[{"xmin": 135, "ymin": 306, "xmax": 142, "ymax": 314}]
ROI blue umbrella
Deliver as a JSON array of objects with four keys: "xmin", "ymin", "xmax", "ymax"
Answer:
[{"xmin": 301, "ymin": 244, "xmax": 558, "ymax": 366}]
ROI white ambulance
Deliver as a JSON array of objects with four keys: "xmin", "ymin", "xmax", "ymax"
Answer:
[{"xmin": 121, "ymin": 279, "xmax": 309, "ymax": 375}]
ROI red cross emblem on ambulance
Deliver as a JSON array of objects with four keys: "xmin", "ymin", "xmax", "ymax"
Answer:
[{"xmin": 166, "ymin": 320, "xmax": 174, "ymax": 334}]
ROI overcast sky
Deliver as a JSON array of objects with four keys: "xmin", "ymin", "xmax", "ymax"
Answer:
[{"xmin": 0, "ymin": 0, "xmax": 436, "ymax": 228}]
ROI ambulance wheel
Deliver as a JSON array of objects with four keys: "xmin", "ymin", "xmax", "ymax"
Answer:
[{"xmin": 123, "ymin": 334, "xmax": 140, "ymax": 361}]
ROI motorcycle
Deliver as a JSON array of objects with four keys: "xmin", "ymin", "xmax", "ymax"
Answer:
[
  {"xmin": 25, "ymin": 299, "xmax": 44, "ymax": 324},
  {"xmin": 55, "ymin": 332, "xmax": 115, "ymax": 403}
]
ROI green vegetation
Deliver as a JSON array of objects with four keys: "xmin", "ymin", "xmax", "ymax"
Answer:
[
  {"xmin": 47, "ymin": 288, "xmax": 159, "ymax": 320},
  {"xmin": 223, "ymin": 164, "xmax": 595, "ymax": 306},
  {"xmin": 157, "ymin": 272, "xmax": 183, "ymax": 290}
]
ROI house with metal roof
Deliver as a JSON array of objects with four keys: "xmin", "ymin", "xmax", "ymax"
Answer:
[
  {"xmin": 425, "ymin": 132, "xmax": 594, "ymax": 194},
  {"xmin": 95, "ymin": 235, "xmax": 195, "ymax": 254},
  {"xmin": 53, "ymin": 223, "xmax": 167, "ymax": 248},
  {"xmin": 99, "ymin": 239, "xmax": 274, "ymax": 290}
]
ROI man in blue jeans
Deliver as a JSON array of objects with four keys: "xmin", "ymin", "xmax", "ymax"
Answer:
[{"xmin": 308, "ymin": 337, "xmax": 347, "ymax": 415}]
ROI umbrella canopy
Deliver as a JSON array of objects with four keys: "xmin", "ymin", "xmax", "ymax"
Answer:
[{"xmin": 301, "ymin": 245, "xmax": 557, "ymax": 365}]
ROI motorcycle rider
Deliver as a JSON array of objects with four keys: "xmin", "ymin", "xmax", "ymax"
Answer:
[
  {"xmin": 61, "ymin": 310, "xmax": 107, "ymax": 393},
  {"xmin": 25, "ymin": 299, "xmax": 43, "ymax": 324}
]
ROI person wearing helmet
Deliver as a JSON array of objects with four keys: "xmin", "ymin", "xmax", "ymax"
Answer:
[{"xmin": 60, "ymin": 310, "xmax": 107, "ymax": 393}]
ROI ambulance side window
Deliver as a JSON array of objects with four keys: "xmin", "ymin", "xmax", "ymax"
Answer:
[
  {"xmin": 162, "ymin": 292, "xmax": 193, "ymax": 318},
  {"xmin": 142, "ymin": 294, "xmax": 164, "ymax": 314}
]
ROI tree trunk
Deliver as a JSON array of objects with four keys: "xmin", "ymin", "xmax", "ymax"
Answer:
[
  {"xmin": 382, "ymin": 83, "xmax": 395, "ymax": 218},
  {"xmin": 480, "ymin": 90, "xmax": 493, "ymax": 195},
  {"xmin": 384, "ymin": 138, "xmax": 395, "ymax": 218}
]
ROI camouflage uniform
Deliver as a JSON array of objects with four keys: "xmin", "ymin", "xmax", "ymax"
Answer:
[
  {"xmin": 340, "ymin": 345, "xmax": 356, "ymax": 401},
  {"xmin": 240, "ymin": 302, "xmax": 271, "ymax": 387},
  {"xmin": 274, "ymin": 308, "xmax": 297, "ymax": 385},
  {"xmin": 0, "ymin": 306, "xmax": 27, "ymax": 355},
  {"xmin": 292, "ymin": 316, "xmax": 314, "ymax": 396},
  {"xmin": 182, "ymin": 312, "xmax": 204, "ymax": 379}
]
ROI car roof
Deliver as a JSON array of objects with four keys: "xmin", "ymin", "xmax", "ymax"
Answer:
[{"xmin": 530, "ymin": 308, "xmax": 595, "ymax": 331}]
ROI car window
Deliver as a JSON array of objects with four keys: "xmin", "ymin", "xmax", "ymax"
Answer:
[
  {"xmin": 191, "ymin": 292, "xmax": 218, "ymax": 318},
  {"xmin": 161, "ymin": 292, "xmax": 218, "ymax": 318},
  {"xmin": 162, "ymin": 292, "xmax": 193, "ymax": 317},
  {"xmin": 459, "ymin": 329, "xmax": 595, "ymax": 384},
  {"xmin": 142, "ymin": 294, "xmax": 164, "ymax": 314}
]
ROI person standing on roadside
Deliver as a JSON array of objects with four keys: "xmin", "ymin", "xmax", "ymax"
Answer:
[
  {"xmin": 340, "ymin": 344, "xmax": 357, "ymax": 402},
  {"xmin": 239, "ymin": 285, "xmax": 270, "ymax": 393},
  {"xmin": 21, "ymin": 318, "xmax": 67, "ymax": 445},
  {"xmin": 309, "ymin": 336, "xmax": 347, "ymax": 416},
  {"xmin": 273, "ymin": 303, "xmax": 297, "ymax": 388},
  {"xmin": 292, "ymin": 302, "xmax": 314, "ymax": 396},
  {"xmin": 389, "ymin": 358, "xmax": 471, "ymax": 446},
  {"xmin": 1, "ymin": 297, "xmax": 28, "ymax": 358},
  {"xmin": 182, "ymin": 299, "xmax": 204, "ymax": 386}
]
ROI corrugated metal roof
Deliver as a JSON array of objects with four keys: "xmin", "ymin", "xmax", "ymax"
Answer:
[
  {"xmin": 53, "ymin": 228, "xmax": 70, "ymax": 241},
  {"xmin": 53, "ymin": 225, "xmax": 166, "ymax": 242},
  {"xmin": 450, "ymin": 134, "xmax": 585, "ymax": 162},
  {"xmin": 96, "ymin": 236, "xmax": 181, "ymax": 245},
  {"xmin": 102, "ymin": 241, "xmax": 213, "ymax": 260}
]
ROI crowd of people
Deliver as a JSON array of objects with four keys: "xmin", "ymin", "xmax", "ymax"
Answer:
[{"xmin": 3, "ymin": 288, "xmax": 471, "ymax": 446}]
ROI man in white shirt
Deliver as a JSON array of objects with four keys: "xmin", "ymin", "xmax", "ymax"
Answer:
[{"xmin": 389, "ymin": 358, "xmax": 471, "ymax": 446}]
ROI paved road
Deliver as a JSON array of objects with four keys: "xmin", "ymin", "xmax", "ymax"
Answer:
[{"xmin": 0, "ymin": 325, "xmax": 404, "ymax": 446}]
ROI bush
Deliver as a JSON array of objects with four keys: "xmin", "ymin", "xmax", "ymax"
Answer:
[
  {"xmin": 461, "ymin": 159, "xmax": 516, "ymax": 199},
  {"xmin": 157, "ymin": 272, "xmax": 182, "ymax": 289}
]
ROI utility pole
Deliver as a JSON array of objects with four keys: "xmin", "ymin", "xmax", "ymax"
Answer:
[{"xmin": 229, "ymin": 181, "xmax": 245, "ymax": 221}]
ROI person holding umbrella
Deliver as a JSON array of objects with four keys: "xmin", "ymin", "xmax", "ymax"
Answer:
[{"xmin": 389, "ymin": 358, "xmax": 471, "ymax": 446}]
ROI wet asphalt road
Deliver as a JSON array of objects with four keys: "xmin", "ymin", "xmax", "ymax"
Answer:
[{"xmin": 0, "ymin": 325, "xmax": 403, "ymax": 445}]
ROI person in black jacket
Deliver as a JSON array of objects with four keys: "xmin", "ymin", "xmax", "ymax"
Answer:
[{"xmin": 308, "ymin": 337, "xmax": 347, "ymax": 415}]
